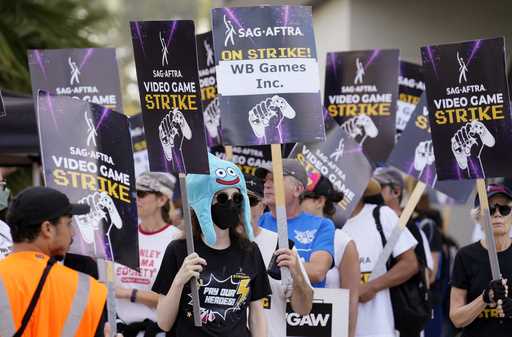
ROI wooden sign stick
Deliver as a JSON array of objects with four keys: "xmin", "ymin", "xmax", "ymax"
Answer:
[
  {"xmin": 271, "ymin": 144, "xmax": 292, "ymax": 286},
  {"xmin": 179, "ymin": 173, "xmax": 202, "ymax": 327},
  {"xmin": 369, "ymin": 181, "xmax": 426, "ymax": 280}
]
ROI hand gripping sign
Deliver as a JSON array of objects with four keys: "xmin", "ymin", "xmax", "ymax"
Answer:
[{"xmin": 421, "ymin": 38, "xmax": 512, "ymax": 315}]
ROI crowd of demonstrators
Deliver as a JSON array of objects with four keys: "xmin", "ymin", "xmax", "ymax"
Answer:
[
  {"xmin": 153, "ymin": 155, "xmax": 270, "ymax": 337},
  {"xmin": 301, "ymin": 176, "xmax": 360, "ymax": 337},
  {"xmin": 114, "ymin": 172, "xmax": 181, "ymax": 337},
  {"xmin": 0, "ymin": 187, "xmax": 107, "ymax": 336},
  {"xmin": 3, "ymin": 161, "xmax": 512, "ymax": 337},
  {"xmin": 450, "ymin": 184, "xmax": 512, "ymax": 337},
  {"xmin": 343, "ymin": 177, "xmax": 419, "ymax": 337},
  {"xmin": 244, "ymin": 174, "xmax": 313, "ymax": 337},
  {"xmin": 256, "ymin": 159, "xmax": 335, "ymax": 288}
]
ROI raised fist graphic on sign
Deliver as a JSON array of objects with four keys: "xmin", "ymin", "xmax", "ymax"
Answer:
[
  {"xmin": 248, "ymin": 95, "xmax": 296, "ymax": 138},
  {"xmin": 159, "ymin": 108, "xmax": 192, "ymax": 161},
  {"xmin": 451, "ymin": 120, "xmax": 495, "ymax": 175},
  {"xmin": 340, "ymin": 115, "xmax": 378, "ymax": 145},
  {"xmin": 203, "ymin": 97, "xmax": 221, "ymax": 139}
]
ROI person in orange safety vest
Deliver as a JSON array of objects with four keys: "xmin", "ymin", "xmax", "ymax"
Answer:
[{"xmin": 0, "ymin": 186, "xmax": 108, "ymax": 337}]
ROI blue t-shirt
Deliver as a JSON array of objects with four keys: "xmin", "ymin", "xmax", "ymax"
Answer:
[{"xmin": 258, "ymin": 211, "xmax": 335, "ymax": 287}]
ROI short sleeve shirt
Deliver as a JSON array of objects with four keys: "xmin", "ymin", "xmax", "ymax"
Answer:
[{"xmin": 258, "ymin": 211, "xmax": 335, "ymax": 287}]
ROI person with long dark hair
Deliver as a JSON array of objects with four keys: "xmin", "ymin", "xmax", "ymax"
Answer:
[{"xmin": 152, "ymin": 154, "xmax": 270, "ymax": 337}]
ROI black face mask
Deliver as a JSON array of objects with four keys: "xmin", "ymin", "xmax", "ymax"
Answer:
[
  {"xmin": 363, "ymin": 194, "xmax": 385, "ymax": 205},
  {"xmin": 211, "ymin": 200, "xmax": 241, "ymax": 230}
]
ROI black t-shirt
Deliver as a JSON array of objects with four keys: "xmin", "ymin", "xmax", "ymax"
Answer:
[
  {"xmin": 451, "ymin": 242, "xmax": 512, "ymax": 337},
  {"xmin": 152, "ymin": 238, "xmax": 271, "ymax": 337}
]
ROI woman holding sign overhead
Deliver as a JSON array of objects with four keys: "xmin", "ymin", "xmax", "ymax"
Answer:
[
  {"xmin": 450, "ymin": 184, "xmax": 512, "ymax": 336},
  {"xmin": 153, "ymin": 154, "xmax": 270, "ymax": 337}
]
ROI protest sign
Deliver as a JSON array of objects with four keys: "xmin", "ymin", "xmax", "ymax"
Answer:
[
  {"xmin": 128, "ymin": 113, "xmax": 150, "ymax": 177},
  {"xmin": 388, "ymin": 94, "xmax": 474, "ymax": 203},
  {"xmin": 421, "ymin": 37, "xmax": 512, "ymax": 284},
  {"xmin": 286, "ymin": 288, "xmax": 349, "ymax": 337},
  {"xmin": 28, "ymin": 48, "xmax": 123, "ymax": 111},
  {"xmin": 289, "ymin": 116, "xmax": 372, "ymax": 221},
  {"xmin": 421, "ymin": 37, "xmax": 512, "ymax": 180},
  {"xmin": 211, "ymin": 5, "xmax": 325, "ymax": 145},
  {"xmin": 130, "ymin": 20, "xmax": 209, "ymax": 175},
  {"xmin": 197, "ymin": 31, "xmax": 222, "ymax": 147},
  {"xmin": 325, "ymin": 49, "xmax": 399, "ymax": 163},
  {"xmin": 211, "ymin": 145, "xmax": 272, "ymax": 175},
  {"xmin": 36, "ymin": 91, "xmax": 139, "ymax": 271},
  {"xmin": 131, "ymin": 20, "xmax": 212, "ymax": 325},
  {"xmin": 396, "ymin": 61, "xmax": 424, "ymax": 140}
]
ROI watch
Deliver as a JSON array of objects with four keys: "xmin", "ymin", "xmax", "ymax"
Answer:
[{"xmin": 130, "ymin": 289, "xmax": 138, "ymax": 303}]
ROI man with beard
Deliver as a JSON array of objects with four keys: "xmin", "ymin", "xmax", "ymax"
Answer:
[{"xmin": 0, "ymin": 187, "xmax": 107, "ymax": 336}]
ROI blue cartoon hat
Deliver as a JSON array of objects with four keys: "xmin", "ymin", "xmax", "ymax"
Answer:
[{"xmin": 186, "ymin": 153, "xmax": 254, "ymax": 246}]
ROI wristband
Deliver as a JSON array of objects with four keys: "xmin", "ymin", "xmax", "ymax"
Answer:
[{"xmin": 130, "ymin": 289, "xmax": 138, "ymax": 303}]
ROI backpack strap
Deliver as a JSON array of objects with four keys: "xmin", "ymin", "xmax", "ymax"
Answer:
[{"xmin": 373, "ymin": 205, "xmax": 387, "ymax": 247}]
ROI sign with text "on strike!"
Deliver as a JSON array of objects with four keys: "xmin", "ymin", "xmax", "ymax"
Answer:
[
  {"xmin": 211, "ymin": 5, "xmax": 325, "ymax": 146},
  {"xmin": 421, "ymin": 37, "xmax": 512, "ymax": 180}
]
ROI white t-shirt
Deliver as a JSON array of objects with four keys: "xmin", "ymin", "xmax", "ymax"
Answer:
[
  {"xmin": 115, "ymin": 224, "xmax": 181, "ymax": 328},
  {"xmin": 325, "ymin": 229, "xmax": 353, "ymax": 288},
  {"xmin": 342, "ymin": 204, "xmax": 417, "ymax": 337},
  {"xmin": 0, "ymin": 220, "xmax": 12, "ymax": 259},
  {"xmin": 254, "ymin": 228, "xmax": 312, "ymax": 337}
]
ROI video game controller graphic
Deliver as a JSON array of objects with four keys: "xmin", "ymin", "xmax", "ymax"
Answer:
[
  {"xmin": 159, "ymin": 108, "xmax": 192, "ymax": 161},
  {"xmin": 451, "ymin": 120, "xmax": 495, "ymax": 172},
  {"xmin": 340, "ymin": 115, "xmax": 378, "ymax": 145},
  {"xmin": 248, "ymin": 95, "xmax": 296, "ymax": 138}
]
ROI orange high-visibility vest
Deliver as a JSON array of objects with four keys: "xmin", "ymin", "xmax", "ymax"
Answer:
[{"xmin": 0, "ymin": 251, "xmax": 107, "ymax": 337}]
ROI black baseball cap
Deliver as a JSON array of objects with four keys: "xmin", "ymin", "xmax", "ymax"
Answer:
[
  {"xmin": 302, "ymin": 176, "xmax": 344, "ymax": 203},
  {"xmin": 7, "ymin": 187, "xmax": 90, "ymax": 227},
  {"xmin": 244, "ymin": 174, "xmax": 264, "ymax": 198},
  {"xmin": 474, "ymin": 184, "xmax": 512, "ymax": 207}
]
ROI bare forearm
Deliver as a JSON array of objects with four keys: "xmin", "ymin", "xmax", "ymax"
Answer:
[
  {"xmin": 341, "ymin": 275, "xmax": 359, "ymax": 337},
  {"xmin": 156, "ymin": 282, "xmax": 184, "ymax": 331},
  {"xmin": 290, "ymin": 272, "xmax": 313, "ymax": 315},
  {"xmin": 450, "ymin": 294, "xmax": 487, "ymax": 328},
  {"xmin": 249, "ymin": 303, "xmax": 267, "ymax": 337},
  {"xmin": 119, "ymin": 289, "xmax": 159, "ymax": 308},
  {"xmin": 370, "ymin": 257, "xmax": 418, "ymax": 292},
  {"xmin": 303, "ymin": 262, "xmax": 328, "ymax": 284}
]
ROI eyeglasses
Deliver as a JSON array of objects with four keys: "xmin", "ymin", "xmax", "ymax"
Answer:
[
  {"xmin": 248, "ymin": 195, "xmax": 261, "ymax": 207},
  {"xmin": 136, "ymin": 190, "xmax": 155, "ymax": 198},
  {"xmin": 490, "ymin": 204, "xmax": 512, "ymax": 216},
  {"xmin": 215, "ymin": 191, "xmax": 243, "ymax": 205}
]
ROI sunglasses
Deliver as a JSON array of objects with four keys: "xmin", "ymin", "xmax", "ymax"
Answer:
[
  {"xmin": 215, "ymin": 191, "xmax": 243, "ymax": 205},
  {"xmin": 136, "ymin": 190, "xmax": 156, "ymax": 198},
  {"xmin": 248, "ymin": 194, "xmax": 261, "ymax": 207},
  {"xmin": 490, "ymin": 204, "xmax": 512, "ymax": 216}
]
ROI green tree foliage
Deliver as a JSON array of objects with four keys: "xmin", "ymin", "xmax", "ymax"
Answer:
[{"xmin": 0, "ymin": 0, "xmax": 109, "ymax": 93}]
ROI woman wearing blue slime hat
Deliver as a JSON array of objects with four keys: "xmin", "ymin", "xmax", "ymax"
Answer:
[{"xmin": 152, "ymin": 154, "xmax": 271, "ymax": 337}]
